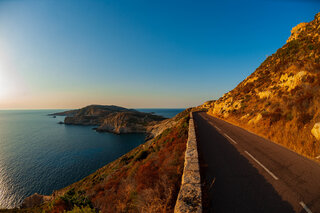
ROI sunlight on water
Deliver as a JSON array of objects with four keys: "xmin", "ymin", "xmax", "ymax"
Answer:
[{"xmin": 0, "ymin": 163, "xmax": 15, "ymax": 208}]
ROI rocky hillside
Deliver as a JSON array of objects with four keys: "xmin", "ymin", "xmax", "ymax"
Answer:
[
  {"xmin": 12, "ymin": 109, "xmax": 191, "ymax": 213},
  {"xmin": 52, "ymin": 105, "xmax": 165, "ymax": 134},
  {"xmin": 204, "ymin": 12, "xmax": 320, "ymax": 159}
]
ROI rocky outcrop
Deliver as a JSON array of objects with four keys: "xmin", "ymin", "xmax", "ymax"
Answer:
[
  {"xmin": 97, "ymin": 111, "xmax": 164, "ymax": 134},
  {"xmin": 144, "ymin": 108, "xmax": 195, "ymax": 141},
  {"xmin": 53, "ymin": 105, "xmax": 166, "ymax": 135},
  {"xmin": 286, "ymin": 22, "xmax": 308, "ymax": 43},
  {"xmin": 20, "ymin": 193, "xmax": 52, "ymax": 208},
  {"xmin": 311, "ymin": 123, "xmax": 320, "ymax": 140}
]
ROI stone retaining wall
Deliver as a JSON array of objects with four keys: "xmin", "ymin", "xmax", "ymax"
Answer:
[{"xmin": 174, "ymin": 112, "xmax": 202, "ymax": 213}]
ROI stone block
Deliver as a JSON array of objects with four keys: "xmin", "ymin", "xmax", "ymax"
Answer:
[
  {"xmin": 182, "ymin": 170, "xmax": 201, "ymax": 185},
  {"xmin": 187, "ymin": 139, "xmax": 197, "ymax": 150},
  {"xmin": 174, "ymin": 183, "xmax": 202, "ymax": 213},
  {"xmin": 185, "ymin": 148, "xmax": 198, "ymax": 160},
  {"xmin": 184, "ymin": 160, "xmax": 200, "ymax": 172}
]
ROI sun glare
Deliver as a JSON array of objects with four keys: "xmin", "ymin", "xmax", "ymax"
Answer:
[{"xmin": 0, "ymin": 66, "xmax": 10, "ymax": 101}]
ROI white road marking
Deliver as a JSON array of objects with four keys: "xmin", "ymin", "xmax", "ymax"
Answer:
[
  {"xmin": 300, "ymin": 201, "xmax": 312, "ymax": 213},
  {"xmin": 214, "ymin": 126, "xmax": 222, "ymax": 132},
  {"xmin": 209, "ymin": 177, "xmax": 216, "ymax": 190},
  {"xmin": 223, "ymin": 133, "xmax": 237, "ymax": 144},
  {"xmin": 244, "ymin": 151, "xmax": 279, "ymax": 180},
  {"xmin": 214, "ymin": 126, "xmax": 221, "ymax": 132}
]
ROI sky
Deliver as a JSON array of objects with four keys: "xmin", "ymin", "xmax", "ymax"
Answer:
[{"xmin": 0, "ymin": 0, "xmax": 319, "ymax": 109}]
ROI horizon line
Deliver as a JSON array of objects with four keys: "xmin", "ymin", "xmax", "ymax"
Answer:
[{"xmin": 0, "ymin": 107, "xmax": 190, "ymax": 110}]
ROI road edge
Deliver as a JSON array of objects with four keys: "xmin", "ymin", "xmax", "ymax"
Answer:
[{"xmin": 174, "ymin": 112, "xmax": 202, "ymax": 213}]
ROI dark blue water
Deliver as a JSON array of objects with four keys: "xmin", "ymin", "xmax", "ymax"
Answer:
[{"xmin": 0, "ymin": 109, "xmax": 182, "ymax": 208}]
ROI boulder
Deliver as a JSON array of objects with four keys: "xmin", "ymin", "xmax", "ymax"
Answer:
[
  {"xmin": 20, "ymin": 193, "xmax": 51, "ymax": 208},
  {"xmin": 311, "ymin": 123, "xmax": 320, "ymax": 140}
]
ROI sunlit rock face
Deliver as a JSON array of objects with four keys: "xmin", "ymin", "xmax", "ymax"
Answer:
[
  {"xmin": 287, "ymin": 22, "xmax": 308, "ymax": 43},
  {"xmin": 205, "ymin": 12, "xmax": 320, "ymax": 159},
  {"xmin": 20, "ymin": 193, "xmax": 52, "ymax": 209},
  {"xmin": 311, "ymin": 123, "xmax": 320, "ymax": 140}
]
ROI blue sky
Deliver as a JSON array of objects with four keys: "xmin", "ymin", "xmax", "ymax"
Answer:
[{"xmin": 0, "ymin": 0, "xmax": 319, "ymax": 109}]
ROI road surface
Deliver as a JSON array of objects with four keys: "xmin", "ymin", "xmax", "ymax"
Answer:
[{"xmin": 193, "ymin": 112, "xmax": 320, "ymax": 213}]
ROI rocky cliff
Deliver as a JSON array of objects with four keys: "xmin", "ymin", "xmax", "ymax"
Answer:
[
  {"xmin": 204, "ymin": 12, "xmax": 320, "ymax": 159},
  {"xmin": 52, "ymin": 105, "xmax": 165, "ymax": 134}
]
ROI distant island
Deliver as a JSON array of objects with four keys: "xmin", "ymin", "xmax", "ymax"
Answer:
[{"xmin": 50, "ymin": 105, "xmax": 166, "ymax": 135}]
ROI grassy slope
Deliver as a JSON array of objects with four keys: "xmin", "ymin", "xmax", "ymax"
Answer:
[
  {"xmin": 4, "ymin": 109, "xmax": 191, "ymax": 213},
  {"xmin": 206, "ymin": 12, "xmax": 320, "ymax": 159}
]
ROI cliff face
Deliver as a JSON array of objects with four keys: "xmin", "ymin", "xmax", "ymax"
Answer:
[
  {"xmin": 205, "ymin": 12, "xmax": 320, "ymax": 159},
  {"xmin": 54, "ymin": 105, "xmax": 165, "ymax": 134},
  {"xmin": 97, "ymin": 111, "xmax": 165, "ymax": 134}
]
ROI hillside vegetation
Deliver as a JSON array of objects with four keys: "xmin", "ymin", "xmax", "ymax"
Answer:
[
  {"xmin": 204, "ymin": 12, "xmax": 320, "ymax": 159},
  {"xmin": 11, "ymin": 109, "xmax": 191, "ymax": 213}
]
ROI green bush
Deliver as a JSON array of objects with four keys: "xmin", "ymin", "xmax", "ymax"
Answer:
[
  {"xmin": 134, "ymin": 150, "xmax": 149, "ymax": 161},
  {"xmin": 61, "ymin": 188, "xmax": 92, "ymax": 210},
  {"xmin": 286, "ymin": 112, "xmax": 293, "ymax": 121},
  {"xmin": 308, "ymin": 45, "xmax": 314, "ymax": 50},
  {"xmin": 120, "ymin": 155, "xmax": 134, "ymax": 165},
  {"xmin": 66, "ymin": 205, "xmax": 97, "ymax": 213}
]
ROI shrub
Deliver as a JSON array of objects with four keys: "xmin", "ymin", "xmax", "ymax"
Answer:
[
  {"xmin": 66, "ymin": 205, "xmax": 97, "ymax": 213},
  {"xmin": 308, "ymin": 45, "xmax": 314, "ymax": 50},
  {"xmin": 240, "ymin": 102, "xmax": 248, "ymax": 110},
  {"xmin": 134, "ymin": 150, "xmax": 150, "ymax": 162},
  {"xmin": 261, "ymin": 110, "xmax": 269, "ymax": 117},
  {"xmin": 298, "ymin": 113, "xmax": 313, "ymax": 125},
  {"xmin": 265, "ymin": 102, "xmax": 271, "ymax": 107},
  {"xmin": 285, "ymin": 112, "xmax": 293, "ymax": 121},
  {"xmin": 60, "ymin": 188, "xmax": 92, "ymax": 210},
  {"xmin": 120, "ymin": 155, "xmax": 134, "ymax": 165},
  {"xmin": 270, "ymin": 112, "xmax": 282, "ymax": 124}
]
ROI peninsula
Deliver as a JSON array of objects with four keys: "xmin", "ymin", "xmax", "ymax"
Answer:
[{"xmin": 51, "ymin": 105, "xmax": 166, "ymax": 135}]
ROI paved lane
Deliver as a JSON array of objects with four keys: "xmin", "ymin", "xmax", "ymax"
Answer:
[{"xmin": 194, "ymin": 112, "xmax": 320, "ymax": 213}]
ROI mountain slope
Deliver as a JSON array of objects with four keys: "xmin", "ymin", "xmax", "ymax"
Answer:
[{"xmin": 205, "ymin": 12, "xmax": 320, "ymax": 159}]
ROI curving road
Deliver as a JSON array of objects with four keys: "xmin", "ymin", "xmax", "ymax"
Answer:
[{"xmin": 193, "ymin": 112, "xmax": 320, "ymax": 213}]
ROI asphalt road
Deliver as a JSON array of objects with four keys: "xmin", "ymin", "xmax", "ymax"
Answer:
[{"xmin": 193, "ymin": 112, "xmax": 320, "ymax": 213}]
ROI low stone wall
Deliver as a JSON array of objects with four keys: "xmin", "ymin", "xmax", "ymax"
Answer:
[{"xmin": 174, "ymin": 112, "xmax": 202, "ymax": 213}]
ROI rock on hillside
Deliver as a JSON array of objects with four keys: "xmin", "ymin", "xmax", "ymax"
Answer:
[
  {"xmin": 96, "ymin": 111, "xmax": 164, "ymax": 134},
  {"xmin": 20, "ymin": 193, "xmax": 52, "ymax": 209},
  {"xmin": 204, "ymin": 12, "xmax": 320, "ymax": 159},
  {"xmin": 145, "ymin": 108, "xmax": 193, "ymax": 140},
  {"xmin": 52, "ymin": 105, "xmax": 165, "ymax": 134}
]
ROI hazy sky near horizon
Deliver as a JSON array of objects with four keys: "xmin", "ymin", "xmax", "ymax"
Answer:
[{"xmin": 0, "ymin": 0, "xmax": 319, "ymax": 109}]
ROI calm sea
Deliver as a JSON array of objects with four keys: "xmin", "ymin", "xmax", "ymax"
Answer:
[{"xmin": 0, "ymin": 109, "xmax": 184, "ymax": 208}]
